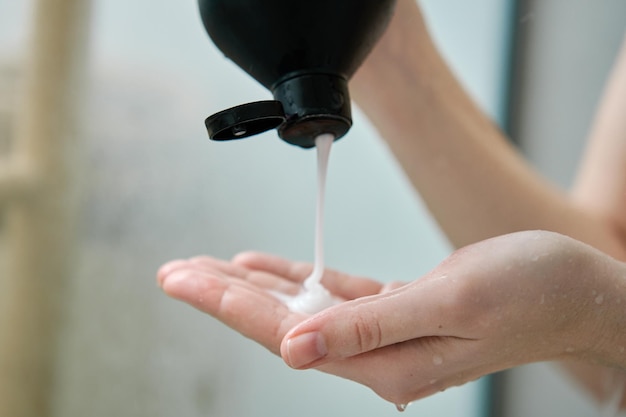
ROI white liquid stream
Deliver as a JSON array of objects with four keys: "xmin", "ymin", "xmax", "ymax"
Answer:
[{"xmin": 285, "ymin": 133, "xmax": 340, "ymax": 314}]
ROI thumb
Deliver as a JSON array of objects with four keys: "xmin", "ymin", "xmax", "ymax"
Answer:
[{"xmin": 280, "ymin": 274, "xmax": 458, "ymax": 369}]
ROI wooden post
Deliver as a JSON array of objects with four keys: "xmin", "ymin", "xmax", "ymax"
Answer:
[{"xmin": 0, "ymin": 0, "xmax": 91, "ymax": 415}]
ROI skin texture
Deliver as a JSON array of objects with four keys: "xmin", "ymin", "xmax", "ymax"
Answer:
[{"xmin": 158, "ymin": 0, "xmax": 626, "ymax": 409}]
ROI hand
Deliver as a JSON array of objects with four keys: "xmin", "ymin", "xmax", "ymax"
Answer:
[
  {"xmin": 156, "ymin": 252, "xmax": 384, "ymax": 356},
  {"xmin": 157, "ymin": 231, "xmax": 626, "ymax": 405}
]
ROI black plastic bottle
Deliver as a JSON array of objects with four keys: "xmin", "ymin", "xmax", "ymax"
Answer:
[{"xmin": 199, "ymin": 0, "xmax": 396, "ymax": 148}]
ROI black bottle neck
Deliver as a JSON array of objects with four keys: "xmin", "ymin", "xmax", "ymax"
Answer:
[{"xmin": 273, "ymin": 72, "xmax": 351, "ymax": 148}]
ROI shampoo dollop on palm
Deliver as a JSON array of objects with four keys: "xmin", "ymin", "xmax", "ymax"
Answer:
[{"xmin": 287, "ymin": 282, "xmax": 339, "ymax": 315}]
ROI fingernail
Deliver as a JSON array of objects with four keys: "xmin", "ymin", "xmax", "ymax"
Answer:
[{"xmin": 285, "ymin": 332, "xmax": 327, "ymax": 369}]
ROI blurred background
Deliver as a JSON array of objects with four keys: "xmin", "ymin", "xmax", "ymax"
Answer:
[{"xmin": 0, "ymin": 0, "xmax": 624, "ymax": 416}]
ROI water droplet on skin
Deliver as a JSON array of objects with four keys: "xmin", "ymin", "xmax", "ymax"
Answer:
[
  {"xmin": 395, "ymin": 403, "xmax": 409, "ymax": 412},
  {"xmin": 429, "ymin": 379, "xmax": 437, "ymax": 385},
  {"xmin": 595, "ymin": 294, "xmax": 605, "ymax": 305},
  {"xmin": 565, "ymin": 347, "xmax": 575, "ymax": 353},
  {"xmin": 539, "ymin": 294, "xmax": 546, "ymax": 304},
  {"xmin": 619, "ymin": 346, "xmax": 625, "ymax": 354},
  {"xmin": 432, "ymin": 355, "xmax": 444, "ymax": 366}
]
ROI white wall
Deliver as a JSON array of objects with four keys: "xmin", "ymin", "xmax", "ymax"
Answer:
[{"xmin": 0, "ymin": 1, "xmax": 514, "ymax": 416}]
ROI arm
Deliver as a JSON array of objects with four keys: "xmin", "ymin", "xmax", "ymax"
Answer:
[
  {"xmin": 351, "ymin": 0, "xmax": 626, "ymax": 405},
  {"xmin": 351, "ymin": 0, "xmax": 626, "ymax": 260},
  {"xmin": 572, "ymin": 37, "xmax": 626, "ymax": 246}
]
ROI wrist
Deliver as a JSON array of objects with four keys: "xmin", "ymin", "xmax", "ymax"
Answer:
[
  {"xmin": 592, "ymin": 259, "xmax": 626, "ymax": 369},
  {"xmin": 571, "ymin": 253, "xmax": 626, "ymax": 369}
]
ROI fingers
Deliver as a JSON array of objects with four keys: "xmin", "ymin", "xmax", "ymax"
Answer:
[
  {"xmin": 161, "ymin": 255, "xmax": 301, "ymax": 295},
  {"xmin": 158, "ymin": 261, "xmax": 305, "ymax": 355},
  {"xmin": 327, "ymin": 270, "xmax": 385, "ymax": 300},
  {"xmin": 157, "ymin": 259, "xmax": 187, "ymax": 287},
  {"xmin": 313, "ymin": 335, "xmax": 491, "ymax": 405},
  {"xmin": 280, "ymin": 272, "xmax": 474, "ymax": 369},
  {"xmin": 232, "ymin": 251, "xmax": 312, "ymax": 282},
  {"xmin": 233, "ymin": 251, "xmax": 384, "ymax": 300}
]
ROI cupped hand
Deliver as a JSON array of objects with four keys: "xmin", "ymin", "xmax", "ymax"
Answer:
[
  {"xmin": 156, "ymin": 252, "xmax": 384, "ymax": 356},
  {"xmin": 157, "ymin": 231, "xmax": 622, "ymax": 405}
]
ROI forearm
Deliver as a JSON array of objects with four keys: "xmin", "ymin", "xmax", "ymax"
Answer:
[
  {"xmin": 572, "ymin": 36, "xmax": 626, "ymax": 246},
  {"xmin": 351, "ymin": 12, "xmax": 626, "ymax": 260}
]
